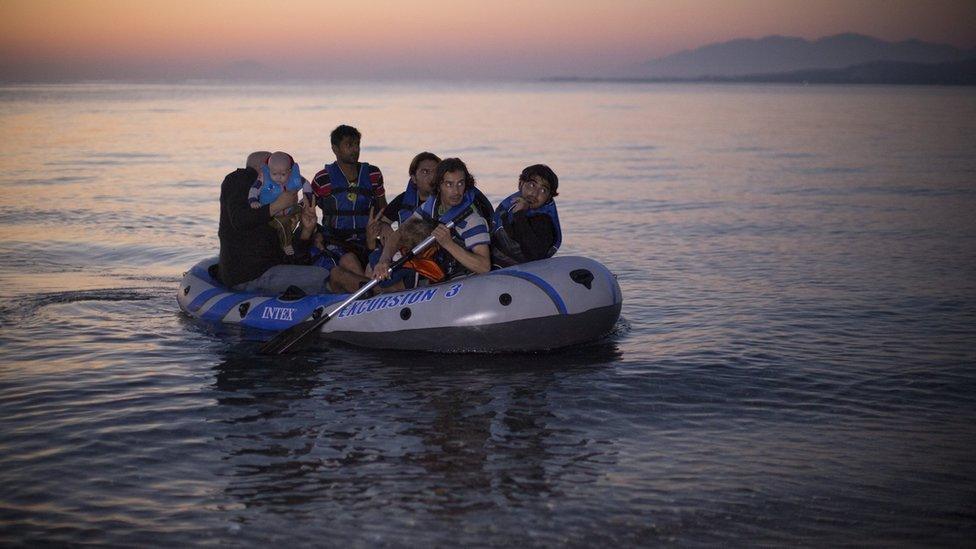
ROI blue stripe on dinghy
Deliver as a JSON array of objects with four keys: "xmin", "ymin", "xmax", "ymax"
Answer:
[
  {"xmin": 490, "ymin": 270, "xmax": 568, "ymax": 315},
  {"xmin": 187, "ymin": 287, "xmax": 225, "ymax": 313},
  {"xmin": 199, "ymin": 293, "xmax": 263, "ymax": 323}
]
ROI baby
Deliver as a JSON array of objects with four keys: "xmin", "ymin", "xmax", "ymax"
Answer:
[{"xmin": 249, "ymin": 151, "xmax": 311, "ymax": 255}]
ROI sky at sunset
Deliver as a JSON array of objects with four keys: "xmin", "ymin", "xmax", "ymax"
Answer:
[{"xmin": 1, "ymin": 0, "xmax": 974, "ymax": 81}]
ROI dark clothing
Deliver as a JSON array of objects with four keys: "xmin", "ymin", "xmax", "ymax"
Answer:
[
  {"xmin": 381, "ymin": 191, "xmax": 410, "ymax": 224},
  {"xmin": 218, "ymin": 167, "xmax": 310, "ymax": 288},
  {"xmin": 473, "ymin": 189, "xmax": 495, "ymax": 231},
  {"xmin": 507, "ymin": 212, "xmax": 556, "ymax": 261},
  {"xmin": 493, "ymin": 212, "xmax": 556, "ymax": 267}
]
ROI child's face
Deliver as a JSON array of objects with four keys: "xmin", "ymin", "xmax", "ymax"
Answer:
[{"xmin": 268, "ymin": 160, "xmax": 291, "ymax": 186}]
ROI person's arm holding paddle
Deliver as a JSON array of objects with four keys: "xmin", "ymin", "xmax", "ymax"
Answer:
[
  {"xmin": 432, "ymin": 225, "xmax": 490, "ymax": 274},
  {"xmin": 371, "ymin": 215, "xmax": 403, "ymax": 281}
]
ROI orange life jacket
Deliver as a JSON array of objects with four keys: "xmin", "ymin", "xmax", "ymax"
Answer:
[{"xmin": 402, "ymin": 246, "xmax": 445, "ymax": 283}]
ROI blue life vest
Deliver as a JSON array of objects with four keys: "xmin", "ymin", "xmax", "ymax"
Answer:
[
  {"xmin": 322, "ymin": 162, "xmax": 375, "ymax": 241},
  {"xmin": 309, "ymin": 241, "xmax": 339, "ymax": 271},
  {"xmin": 258, "ymin": 163, "xmax": 304, "ymax": 205},
  {"xmin": 416, "ymin": 189, "xmax": 483, "ymax": 279},
  {"xmin": 418, "ymin": 188, "xmax": 478, "ymax": 226},
  {"xmin": 396, "ymin": 178, "xmax": 421, "ymax": 224},
  {"xmin": 415, "ymin": 186, "xmax": 493, "ymax": 228},
  {"xmin": 491, "ymin": 192, "xmax": 561, "ymax": 264}
]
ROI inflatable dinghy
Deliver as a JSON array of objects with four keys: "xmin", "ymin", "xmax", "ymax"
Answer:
[{"xmin": 178, "ymin": 255, "xmax": 621, "ymax": 352}]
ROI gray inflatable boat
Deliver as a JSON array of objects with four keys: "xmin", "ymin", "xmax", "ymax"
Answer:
[{"xmin": 178, "ymin": 255, "xmax": 621, "ymax": 352}]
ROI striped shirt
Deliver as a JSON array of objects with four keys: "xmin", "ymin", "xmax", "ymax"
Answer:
[
  {"xmin": 411, "ymin": 207, "xmax": 490, "ymax": 251},
  {"xmin": 310, "ymin": 163, "xmax": 385, "ymax": 203}
]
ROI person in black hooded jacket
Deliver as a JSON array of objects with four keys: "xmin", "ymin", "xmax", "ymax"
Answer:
[
  {"xmin": 218, "ymin": 151, "xmax": 371, "ymax": 295},
  {"xmin": 218, "ymin": 151, "xmax": 317, "ymax": 291}
]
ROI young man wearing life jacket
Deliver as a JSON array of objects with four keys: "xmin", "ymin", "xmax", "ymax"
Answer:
[
  {"xmin": 310, "ymin": 125, "xmax": 387, "ymax": 277},
  {"xmin": 371, "ymin": 151, "xmax": 495, "ymax": 248},
  {"xmin": 361, "ymin": 151, "xmax": 440, "ymax": 281},
  {"xmin": 371, "ymin": 158, "xmax": 491, "ymax": 291},
  {"xmin": 491, "ymin": 164, "xmax": 562, "ymax": 268},
  {"xmin": 382, "ymin": 151, "xmax": 441, "ymax": 231}
]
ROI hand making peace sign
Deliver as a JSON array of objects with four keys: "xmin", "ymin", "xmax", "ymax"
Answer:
[{"xmin": 365, "ymin": 206, "xmax": 385, "ymax": 249}]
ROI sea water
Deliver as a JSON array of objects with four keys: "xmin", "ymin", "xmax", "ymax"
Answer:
[{"xmin": 1, "ymin": 81, "xmax": 975, "ymax": 545}]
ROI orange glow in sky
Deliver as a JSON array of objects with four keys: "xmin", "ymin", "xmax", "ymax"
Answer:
[{"xmin": 1, "ymin": 0, "xmax": 974, "ymax": 80}]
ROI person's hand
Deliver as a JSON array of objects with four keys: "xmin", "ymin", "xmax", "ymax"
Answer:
[
  {"xmin": 432, "ymin": 224, "xmax": 452, "ymax": 246},
  {"xmin": 509, "ymin": 197, "xmax": 528, "ymax": 213},
  {"xmin": 372, "ymin": 258, "xmax": 391, "ymax": 280},
  {"xmin": 270, "ymin": 188, "xmax": 298, "ymax": 216},
  {"xmin": 299, "ymin": 197, "xmax": 317, "ymax": 230},
  {"xmin": 365, "ymin": 207, "xmax": 384, "ymax": 247}
]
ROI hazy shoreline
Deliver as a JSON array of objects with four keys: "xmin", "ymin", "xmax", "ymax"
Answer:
[{"xmin": 546, "ymin": 58, "xmax": 976, "ymax": 87}]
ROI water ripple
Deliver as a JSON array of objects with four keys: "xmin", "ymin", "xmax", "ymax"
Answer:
[{"xmin": 2, "ymin": 82, "xmax": 976, "ymax": 546}]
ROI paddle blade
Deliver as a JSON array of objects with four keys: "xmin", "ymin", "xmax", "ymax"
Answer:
[{"xmin": 257, "ymin": 317, "xmax": 324, "ymax": 355}]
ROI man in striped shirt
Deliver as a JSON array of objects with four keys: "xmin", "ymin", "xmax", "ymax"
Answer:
[
  {"xmin": 371, "ymin": 158, "xmax": 491, "ymax": 290},
  {"xmin": 309, "ymin": 125, "xmax": 388, "ymax": 276}
]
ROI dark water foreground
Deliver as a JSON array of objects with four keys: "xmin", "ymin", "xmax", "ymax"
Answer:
[
  {"xmin": 2, "ymin": 82, "xmax": 976, "ymax": 545},
  {"xmin": 2, "ymin": 281, "xmax": 974, "ymax": 545}
]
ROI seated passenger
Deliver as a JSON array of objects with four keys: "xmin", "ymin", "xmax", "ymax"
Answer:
[
  {"xmin": 296, "ymin": 221, "xmax": 376, "ymax": 294},
  {"xmin": 383, "ymin": 151, "xmax": 441, "ymax": 228},
  {"xmin": 310, "ymin": 124, "xmax": 387, "ymax": 276},
  {"xmin": 218, "ymin": 150, "xmax": 369, "ymax": 296},
  {"xmin": 363, "ymin": 151, "xmax": 439, "ymax": 280},
  {"xmin": 248, "ymin": 151, "xmax": 310, "ymax": 256},
  {"xmin": 219, "ymin": 150, "xmax": 329, "ymax": 295},
  {"xmin": 371, "ymin": 158, "xmax": 490, "ymax": 290},
  {"xmin": 491, "ymin": 164, "xmax": 561, "ymax": 268},
  {"xmin": 367, "ymin": 151, "xmax": 494, "ymax": 261}
]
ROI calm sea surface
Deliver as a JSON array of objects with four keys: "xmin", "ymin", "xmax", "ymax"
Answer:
[{"xmin": 1, "ymin": 81, "xmax": 975, "ymax": 546}]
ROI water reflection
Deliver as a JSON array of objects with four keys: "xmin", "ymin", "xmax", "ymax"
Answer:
[
  {"xmin": 210, "ymin": 342, "xmax": 622, "ymax": 518},
  {"xmin": 1, "ymin": 80, "xmax": 974, "ymax": 543}
]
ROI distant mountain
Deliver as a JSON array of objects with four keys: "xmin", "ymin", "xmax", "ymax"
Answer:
[
  {"xmin": 208, "ymin": 59, "xmax": 284, "ymax": 80},
  {"xmin": 640, "ymin": 33, "xmax": 976, "ymax": 78},
  {"xmin": 726, "ymin": 58, "xmax": 976, "ymax": 86},
  {"xmin": 545, "ymin": 57, "xmax": 976, "ymax": 86}
]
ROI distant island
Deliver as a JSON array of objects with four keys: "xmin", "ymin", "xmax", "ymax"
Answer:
[
  {"xmin": 551, "ymin": 33, "xmax": 976, "ymax": 86},
  {"xmin": 546, "ymin": 58, "xmax": 976, "ymax": 86}
]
